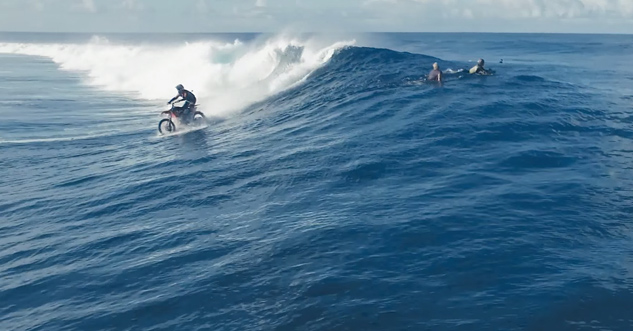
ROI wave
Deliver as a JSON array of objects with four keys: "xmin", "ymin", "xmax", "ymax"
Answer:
[
  {"xmin": 0, "ymin": 133, "xmax": 118, "ymax": 145},
  {"xmin": 0, "ymin": 35, "xmax": 354, "ymax": 116}
]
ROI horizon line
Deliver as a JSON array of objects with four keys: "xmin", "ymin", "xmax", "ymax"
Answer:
[{"xmin": 0, "ymin": 30, "xmax": 632, "ymax": 36}]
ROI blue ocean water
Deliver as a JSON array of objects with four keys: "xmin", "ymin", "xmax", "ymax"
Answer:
[{"xmin": 1, "ymin": 32, "xmax": 633, "ymax": 330}]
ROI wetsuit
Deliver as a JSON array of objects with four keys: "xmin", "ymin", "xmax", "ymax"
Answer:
[
  {"xmin": 428, "ymin": 69, "xmax": 442, "ymax": 82},
  {"xmin": 469, "ymin": 65, "xmax": 487, "ymax": 75},
  {"xmin": 169, "ymin": 89, "xmax": 197, "ymax": 118}
]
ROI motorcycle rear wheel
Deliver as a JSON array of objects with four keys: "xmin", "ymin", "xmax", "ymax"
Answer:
[{"xmin": 192, "ymin": 111, "xmax": 206, "ymax": 126}]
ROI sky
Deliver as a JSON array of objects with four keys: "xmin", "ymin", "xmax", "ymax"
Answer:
[{"xmin": 0, "ymin": 0, "xmax": 632, "ymax": 34}]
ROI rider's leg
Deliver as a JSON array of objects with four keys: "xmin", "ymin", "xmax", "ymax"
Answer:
[{"xmin": 184, "ymin": 105, "xmax": 194, "ymax": 120}]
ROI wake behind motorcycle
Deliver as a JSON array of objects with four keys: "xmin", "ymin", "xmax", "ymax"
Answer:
[{"xmin": 158, "ymin": 103, "xmax": 206, "ymax": 135}]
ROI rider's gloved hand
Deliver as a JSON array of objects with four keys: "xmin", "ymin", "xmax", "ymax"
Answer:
[{"xmin": 166, "ymin": 101, "xmax": 171, "ymax": 105}]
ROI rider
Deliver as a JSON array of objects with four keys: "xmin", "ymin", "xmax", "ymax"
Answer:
[{"xmin": 167, "ymin": 84, "xmax": 197, "ymax": 119}]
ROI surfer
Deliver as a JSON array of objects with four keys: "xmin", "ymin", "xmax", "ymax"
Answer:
[
  {"xmin": 469, "ymin": 59, "xmax": 491, "ymax": 75},
  {"xmin": 427, "ymin": 62, "xmax": 442, "ymax": 82}
]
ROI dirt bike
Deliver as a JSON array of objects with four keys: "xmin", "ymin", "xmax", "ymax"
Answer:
[{"xmin": 158, "ymin": 103, "xmax": 206, "ymax": 135}]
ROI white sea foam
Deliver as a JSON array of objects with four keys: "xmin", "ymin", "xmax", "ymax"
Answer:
[{"xmin": 0, "ymin": 35, "xmax": 354, "ymax": 116}]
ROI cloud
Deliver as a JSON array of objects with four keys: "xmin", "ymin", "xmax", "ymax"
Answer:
[
  {"xmin": 119, "ymin": 0, "xmax": 144, "ymax": 11},
  {"xmin": 83, "ymin": 0, "xmax": 96, "ymax": 12},
  {"xmin": 1, "ymin": 0, "xmax": 632, "ymax": 33},
  {"xmin": 28, "ymin": 0, "xmax": 45, "ymax": 11},
  {"xmin": 365, "ymin": 0, "xmax": 633, "ymax": 19},
  {"xmin": 74, "ymin": 0, "xmax": 97, "ymax": 13},
  {"xmin": 196, "ymin": 0, "xmax": 209, "ymax": 13}
]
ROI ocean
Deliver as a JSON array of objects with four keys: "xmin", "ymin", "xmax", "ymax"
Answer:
[{"xmin": 1, "ymin": 32, "xmax": 633, "ymax": 330}]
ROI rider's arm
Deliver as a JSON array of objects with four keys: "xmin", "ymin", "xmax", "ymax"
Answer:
[{"xmin": 168, "ymin": 95, "xmax": 180, "ymax": 104}]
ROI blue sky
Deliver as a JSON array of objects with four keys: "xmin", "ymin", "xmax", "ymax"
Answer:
[{"xmin": 0, "ymin": 0, "xmax": 632, "ymax": 33}]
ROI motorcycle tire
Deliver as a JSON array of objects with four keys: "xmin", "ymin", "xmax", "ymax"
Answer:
[{"xmin": 158, "ymin": 119, "xmax": 176, "ymax": 134}]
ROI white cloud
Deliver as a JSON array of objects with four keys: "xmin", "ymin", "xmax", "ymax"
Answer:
[
  {"xmin": 75, "ymin": 0, "xmax": 96, "ymax": 13},
  {"xmin": 28, "ymin": 0, "xmax": 45, "ymax": 11},
  {"xmin": 196, "ymin": 0, "xmax": 209, "ymax": 13},
  {"xmin": 366, "ymin": 0, "xmax": 633, "ymax": 19},
  {"xmin": 84, "ymin": 0, "xmax": 96, "ymax": 12},
  {"xmin": 119, "ymin": 0, "xmax": 144, "ymax": 11},
  {"xmin": 1, "ymin": 0, "xmax": 633, "ymax": 33}
]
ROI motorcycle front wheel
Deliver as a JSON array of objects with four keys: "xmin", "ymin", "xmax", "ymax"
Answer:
[{"xmin": 158, "ymin": 119, "xmax": 176, "ymax": 134}]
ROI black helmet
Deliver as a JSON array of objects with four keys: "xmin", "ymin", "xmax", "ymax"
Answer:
[{"xmin": 176, "ymin": 84, "xmax": 184, "ymax": 91}]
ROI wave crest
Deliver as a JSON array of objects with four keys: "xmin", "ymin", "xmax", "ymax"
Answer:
[{"xmin": 0, "ymin": 35, "xmax": 355, "ymax": 116}]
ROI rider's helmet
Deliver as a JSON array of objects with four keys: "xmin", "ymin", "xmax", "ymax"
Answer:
[{"xmin": 176, "ymin": 84, "xmax": 184, "ymax": 91}]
